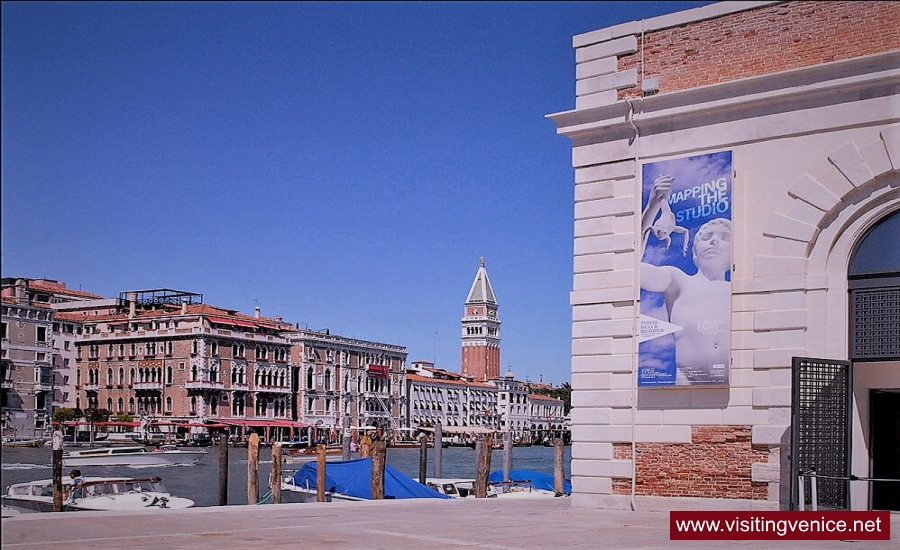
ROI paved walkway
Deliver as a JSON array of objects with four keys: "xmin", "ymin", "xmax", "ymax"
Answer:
[{"xmin": 2, "ymin": 499, "xmax": 898, "ymax": 549}]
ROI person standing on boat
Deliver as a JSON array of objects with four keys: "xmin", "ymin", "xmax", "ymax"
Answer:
[{"xmin": 65, "ymin": 469, "xmax": 85, "ymax": 502}]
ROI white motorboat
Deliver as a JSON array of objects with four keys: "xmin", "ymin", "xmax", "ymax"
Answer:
[
  {"xmin": 63, "ymin": 445, "xmax": 206, "ymax": 467},
  {"xmin": 2, "ymin": 476, "xmax": 195, "ymax": 512},
  {"xmin": 425, "ymin": 478, "xmax": 499, "ymax": 498}
]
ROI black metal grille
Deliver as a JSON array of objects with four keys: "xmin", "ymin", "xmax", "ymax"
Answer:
[
  {"xmin": 850, "ymin": 286, "xmax": 900, "ymax": 360},
  {"xmin": 790, "ymin": 357, "xmax": 851, "ymax": 510}
]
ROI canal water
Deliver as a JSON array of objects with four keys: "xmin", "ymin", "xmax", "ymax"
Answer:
[{"xmin": 1, "ymin": 444, "xmax": 571, "ymax": 508}]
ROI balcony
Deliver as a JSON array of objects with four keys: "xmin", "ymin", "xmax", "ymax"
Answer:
[
  {"xmin": 34, "ymin": 382, "xmax": 53, "ymax": 392},
  {"xmin": 254, "ymin": 385, "xmax": 291, "ymax": 395},
  {"xmin": 230, "ymin": 382, "xmax": 250, "ymax": 392},
  {"xmin": 83, "ymin": 383, "xmax": 100, "ymax": 392},
  {"xmin": 184, "ymin": 380, "xmax": 225, "ymax": 391},
  {"xmin": 0, "ymin": 380, "xmax": 14, "ymax": 390},
  {"xmin": 132, "ymin": 381, "xmax": 164, "ymax": 391}
]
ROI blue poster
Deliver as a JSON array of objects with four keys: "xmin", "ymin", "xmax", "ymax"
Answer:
[{"xmin": 638, "ymin": 151, "xmax": 732, "ymax": 387}]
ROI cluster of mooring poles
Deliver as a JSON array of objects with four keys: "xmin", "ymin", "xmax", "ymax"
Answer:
[{"xmin": 46, "ymin": 427, "xmax": 566, "ymax": 510}]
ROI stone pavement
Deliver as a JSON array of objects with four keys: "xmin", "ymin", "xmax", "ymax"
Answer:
[{"xmin": 2, "ymin": 498, "xmax": 897, "ymax": 549}]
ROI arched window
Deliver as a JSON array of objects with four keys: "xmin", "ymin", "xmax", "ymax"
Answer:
[
  {"xmin": 118, "ymin": 367, "xmax": 125, "ymax": 385},
  {"xmin": 166, "ymin": 366, "xmax": 173, "ymax": 385},
  {"xmin": 306, "ymin": 368, "xmax": 314, "ymax": 389},
  {"xmin": 106, "ymin": 368, "xmax": 113, "ymax": 385},
  {"xmin": 166, "ymin": 396, "xmax": 173, "ymax": 412},
  {"xmin": 128, "ymin": 397, "xmax": 135, "ymax": 413},
  {"xmin": 848, "ymin": 210, "xmax": 900, "ymax": 361},
  {"xmin": 324, "ymin": 369, "xmax": 331, "ymax": 391},
  {"xmin": 117, "ymin": 397, "xmax": 124, "ymax": 412}
]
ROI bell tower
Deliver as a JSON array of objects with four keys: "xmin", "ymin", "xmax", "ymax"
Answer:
[{"xmin": 461, "ymin": 257, "xmax": 501, "ymax": 381}]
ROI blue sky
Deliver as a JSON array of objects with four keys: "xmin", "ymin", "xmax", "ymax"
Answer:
[{"xmin": 1, "ymin": 1, "xmax": 712, "ymax": 386}]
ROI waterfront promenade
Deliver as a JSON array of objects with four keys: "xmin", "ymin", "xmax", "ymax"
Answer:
[{"xmin": 2, "ymin": 498, "xmax": 898, "ymax": 549}]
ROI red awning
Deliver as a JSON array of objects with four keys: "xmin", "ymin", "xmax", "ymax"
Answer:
[
  {"xmin": 207, "ymin": 316, "xmax": 257, "ymax": 329},
  {"xmin": 367, "ymin": 364, "xmax": 389, "ymax": 379},
  {"xmin": 213, "ymin": 418, "xmax": 308, "ymax": 428}
]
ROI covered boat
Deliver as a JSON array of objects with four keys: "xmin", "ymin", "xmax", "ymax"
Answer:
[
  {"xmin": 488, "ymin": 469, "xmax": 572, "ymax": 496},
  {"xmin": 282, "ymin": 458, "xmax": 450, "ymax": 502}
]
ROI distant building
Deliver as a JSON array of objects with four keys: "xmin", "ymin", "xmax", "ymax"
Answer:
[
  {"xmin": 549, "ymin": 1, "xmax": 898, "ymax": 511},
  {"xmin": 286, "ymin": 328, "xmax": 407, "ymax": 439},
  {"xmin": 460, "ymin": 258, "xmax": 501, "ymax": 382},
  {"xmin": 1, "ymin": 278, "xmax": 108, "ymax": 437}
]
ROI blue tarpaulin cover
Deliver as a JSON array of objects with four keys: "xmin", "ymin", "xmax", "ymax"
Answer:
[
  {"xmin": 292, "ymin": 458, "xmax": 451, "ymax": 500},
  {"xmin": 488, "ymin": 469, "xmax": 572, "ymax": 494}
]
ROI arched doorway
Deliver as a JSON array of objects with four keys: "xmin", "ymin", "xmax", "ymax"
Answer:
[{"xmin": 848, "ymin": 210, "xmax": 900, "ymax": 511}]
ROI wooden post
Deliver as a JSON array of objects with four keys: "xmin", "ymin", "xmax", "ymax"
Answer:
[
  {"xmin": 433, "ymin": 422, "xmax": 442, "ymax": 478},
  {"xmin": 554, "ymin": 437, "xmax": 565, "ymax": 495},
  {"xmin": 502, "ymin": 430, "xmax": 512, "ymax": 482},
  {"xmin": 52, "ymin": 430, "xmax": 63, "ymax": 512},
  {"xmin": 271, "ymin": 443, "xmax": 282, "ymax": 504},
  {"xmin": 475, "ymin": 434, "xmax": 492, "ymax": 498},
  {"xmin": 218, "ymin": 434, "xmax": 229, "ymax": 506},
  {"xmin": 316, "ymin": 444, "xmax": 327, "ymax": 502},
  {"xmin": 247, "ymin": 433, "xmax": 259, "ymax": 505},
  {"xmin": 418, "ymin": 434, "xmax": 428, "ymax": 484},
  {"xmin": 371, "ymin": 439, "xmax": 386, "ymax": 500}
]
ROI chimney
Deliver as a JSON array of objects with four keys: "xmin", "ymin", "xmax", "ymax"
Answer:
[
  {"xmin": 15, "ymin": 278, "xmax": 27, "ymax": 305},
  {"xmin": 181, "ymin": 299, "xmax": 188, "ymax": 315},
  {"xmin": 128, "ymin": 292, "xmax": 137, "ymax": 318},
  {"xmin": 255, "ymin": 306, "xmax": 260, "ymax": 319}
]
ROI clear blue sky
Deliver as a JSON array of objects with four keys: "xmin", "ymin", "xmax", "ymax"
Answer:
[{"xmin": 2, "ymin": 1, "xmax": 712, "ymax": 386}]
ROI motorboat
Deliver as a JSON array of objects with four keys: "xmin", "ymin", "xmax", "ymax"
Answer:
[
  {"xmin": 63, "ymin": 445, "xmax": 206, "ymax": 467},
  {"xmin": 2, "ymin": 476, "xmax": 195, "ymax": 512},
  {"xmin": 281, "ymin": 457, "xmax": 450, "ymax": 503},
  {"xmin": 426, "ymin": 478, "xmax": 498, "ymax": 499},
  {"xmin": 487, "ymin": 469, "xmax": 571, "ymax": 497}
]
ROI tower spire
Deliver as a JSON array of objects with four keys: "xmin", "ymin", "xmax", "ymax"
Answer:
[{"xmin": 461, "ymin": 258, "xmax": 501, "ymax": 381}]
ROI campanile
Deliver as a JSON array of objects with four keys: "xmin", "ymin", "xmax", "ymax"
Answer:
[{"xmin": 460, "ymin": 257, "xmax": 501, "ymax": 381}]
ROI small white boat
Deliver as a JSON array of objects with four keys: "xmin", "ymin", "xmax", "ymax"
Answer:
[
  {"xmin": 2, "ymin": 476, "xmax": 194, "ymax": 512},
  {"xmin": 63, "ymin": 445, "xmax": 206, "ymax": 467},
  {"xmin": 425, "ymin": 478, "xmax": 499, "ymax": 499}
]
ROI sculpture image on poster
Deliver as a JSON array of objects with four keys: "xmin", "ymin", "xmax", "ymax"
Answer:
[{"xmin": 638, "ymin": 151, "xmax": 732, "ymax": 387}]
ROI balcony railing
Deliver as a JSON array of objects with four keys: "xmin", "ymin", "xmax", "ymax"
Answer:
[
  {"xmin": 132, "ymin": 381, "xmax": 164, "ymax": 391},
  {"xmin": 0, "ymin": 380, "xmax": 14, "ymax": 390},
  {"xmin": 83, "ymin": 383, "xmax": 100, "ymax": 391},
  {"xmin": 184, "ymin": 380, "xmax": 225, "ymax": 391},
  {"xmin": 254, "ymin": 385, "xmax": 291, "ymax": 395}
]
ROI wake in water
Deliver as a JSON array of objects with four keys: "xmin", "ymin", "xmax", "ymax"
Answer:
[{"xmin": 1, "ymin": 463, "xmax": 51, "ymax": 471}]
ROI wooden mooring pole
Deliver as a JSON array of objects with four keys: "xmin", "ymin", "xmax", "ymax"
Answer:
[
  {"xmin": 52, "ymin": 430, "xmax": 63, "ymax": 512},
  {"xmin": 433, "ymin": 422, "xmax": 443, "ymax": 478},
  {"xmin": 271, "ymin": 443, "xmax": 282, "ymax": 504},
  {"xmin": 475, "ymin": 434, "xmax": 492, "ymax": 498},
  {"xmin": 218, "ymin": 435, "xmax": 229, "ymax": 506},
  {"xmin": 316, "ymin": 444, "xmax": 327, "ymax": 502},
  {"xmin": 418, "ymin": 433, "xmax": 428, "ymax": 484},
  {"xmin": 371, "ymin": 439, "xmax": 386, "ymax": 500},
  {"xmin": 554, "ymin": 437, "xmax": 565, "ymax": 495},
  {"xmin": 247, "ymin": 433, "xmax": 259, "ymax": 505}
]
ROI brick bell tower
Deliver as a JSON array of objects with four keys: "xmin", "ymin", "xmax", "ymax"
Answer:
[{"xmin": 460, "ymin": 257, "xmax": 501, "ymax": 381}]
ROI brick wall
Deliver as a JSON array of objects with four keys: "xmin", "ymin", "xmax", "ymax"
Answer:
[
  {"xmin": 611, "ymin": 426, "xmax": 769, "ymax": 500},
  {"xmin": 619, "ymin": 1, "xmax": 900, "ymax": 100}
]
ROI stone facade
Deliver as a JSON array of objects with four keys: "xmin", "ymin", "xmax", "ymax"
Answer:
[{"xmin": 550, "ymin": 1, "xmax": 899, "ymax": 511}]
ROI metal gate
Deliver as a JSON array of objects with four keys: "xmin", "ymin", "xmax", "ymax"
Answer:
[{"xmin": 790, "ymin": 357, "xmax": 852, "ymax": 510}]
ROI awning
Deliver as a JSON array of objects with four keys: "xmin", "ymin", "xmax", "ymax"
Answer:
[
  {"xmin": 213, "ymin": 418, "xmax": 309, "ymax": 428},
  {"xmin": 418, "ymin": 426, "xmax": 496, "ymax": 434},
  {"xmin": 367, "ymin": 364, "xmax": 389, "ymax": 379},
  {"xmin": 207, "ymin": 316, "xmax": 257, "ymax": 329}
]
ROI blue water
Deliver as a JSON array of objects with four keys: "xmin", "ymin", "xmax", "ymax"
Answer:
[{"xmin": 1, "ymin": 444, "xmax": 571, "ymax": 508}]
